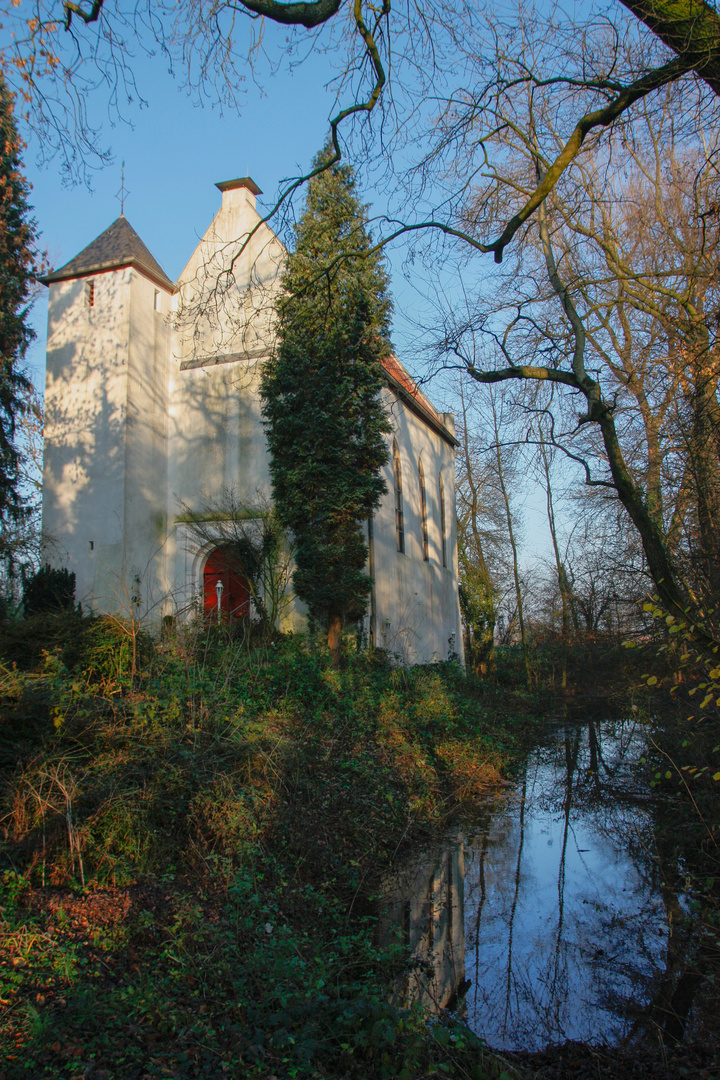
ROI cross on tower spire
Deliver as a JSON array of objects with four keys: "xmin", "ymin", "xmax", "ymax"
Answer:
[{"xmin": 115, "ymin": 161, "xmax": 129, "ymax": 216}]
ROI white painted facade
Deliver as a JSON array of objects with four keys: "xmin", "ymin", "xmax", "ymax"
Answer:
[{"xmin": 41, "ymin": 178, "xmax": 463, "ymax": 665}]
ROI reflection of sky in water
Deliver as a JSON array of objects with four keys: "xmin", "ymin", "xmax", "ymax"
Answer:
[{"xmin": 464, "ymin": 720, "xmax": 668, "ymax": 1050}]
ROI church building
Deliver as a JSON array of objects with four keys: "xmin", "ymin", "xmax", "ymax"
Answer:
[{"xmin": 40, "ymin": 177, "xmax": 463, "ymax": 665}]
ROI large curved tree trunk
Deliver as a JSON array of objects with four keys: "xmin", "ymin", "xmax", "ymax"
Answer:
[
  {"xmin": 595, "ymin": 409, "xmax": 710, "ymax": 637},
  {"xmin": 621, "ymin": 0, "xmax": 720, "ymax": 97},
  {"xmin": 687, "ymin": 342, "xmax": 720, "ymax": 599}
]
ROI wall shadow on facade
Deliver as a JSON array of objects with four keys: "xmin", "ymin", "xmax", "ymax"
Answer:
[
  {"xmin": 379, "ymin": 834, "xmax": 466, "ymax": 1012},
  {"xmin": 40, "ymin": 180, "xmax": 464, "ymax": 664}
]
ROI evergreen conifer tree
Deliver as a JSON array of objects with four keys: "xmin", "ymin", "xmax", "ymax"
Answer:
[
  {"xmin": 0, "ymin": 76, "xmax": 37, "ymax": 528},
  {"xmin": 261, "ymin": 147, "xmax": 392, "ymax": 657}
]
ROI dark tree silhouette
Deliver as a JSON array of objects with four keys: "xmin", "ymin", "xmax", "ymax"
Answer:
[
  {"xmin": 0, "ymin": 76, "xmax": 38, "ymax": 530},
  {"xmin": 260, "ymin": 144, "xmax": 392, "ymax": 658}
]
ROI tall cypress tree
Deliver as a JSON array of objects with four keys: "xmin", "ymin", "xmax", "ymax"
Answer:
[
  {"xmin": 261, "ymin": 146, "xmax": 392, "ymax": 656},
  {"xmin": 0, "ymin": 76, "xmax": 36, "ymax": 527}
]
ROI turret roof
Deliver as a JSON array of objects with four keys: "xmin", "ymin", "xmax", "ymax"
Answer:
[{"xmin": 40, "ymin": 215, "xmax": 175, "ymax": 292}]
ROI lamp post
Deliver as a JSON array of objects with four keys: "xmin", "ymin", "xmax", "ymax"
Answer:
[{"xmin": 215, "ymin": 578, "xmax": 224, "ymax": 623}]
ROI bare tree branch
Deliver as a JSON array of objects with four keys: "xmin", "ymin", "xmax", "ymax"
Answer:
[
  {"xmin": 465, "ymin": 363, "xmax": 579, "ymax": 390},
  {"xmin": 490, "ymin": 55, "xmax": 692, "ymax": 262},
  {"xmin": 63, "ymin": 0, "xmax": 104, "ymax": 29}
]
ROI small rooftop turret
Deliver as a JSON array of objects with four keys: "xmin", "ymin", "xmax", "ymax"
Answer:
[{"xmin": 214, "ymin": 176, "xmax": 263, "ymax": 213}]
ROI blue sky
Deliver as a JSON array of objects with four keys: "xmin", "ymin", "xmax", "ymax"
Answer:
[
  {"xmin": 19, "ymin": 32, "xmax": 553, "ymax": 566},
  {"xmin": 24, "ymin": 44, "xmax": 338, "ymax": 375},
  {"xmin": 22, "ymin": 40, "xmax": 430, "ymax": 383}
]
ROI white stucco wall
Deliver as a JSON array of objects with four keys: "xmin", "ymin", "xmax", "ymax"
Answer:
[
  {"xmin": 42, "ymin": 265, "xmax": 173, "ymax": 616},
  {"xmin": 173, "ymin": 182, "xmax": 284, "ymax": 366},
  {"xmin": 124, "ymin": 270, "xmax": 172, "ymax": 617},
  {"xmin": 163, "ymin": 182, "xmax": 284, "ymax": 617},
  {"xmin": 41, "ymin": 180, "xmax": 463, "ymax": 665},
  {"xmin": 369, "ymin": 392, "xmax": 462, "ymax": 665}
]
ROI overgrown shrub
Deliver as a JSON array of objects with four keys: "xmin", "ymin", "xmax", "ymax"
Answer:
[
  {"xmin": 0, "ymin": 624, "xmax": 530, "ymax": 1079},
  {"xmin": 22, "ymin": 564, "xmax": 76, "ymax": 617},
  {"xmin": 0, "ymin": 611, "xmax": 153, "ymax": 686}
]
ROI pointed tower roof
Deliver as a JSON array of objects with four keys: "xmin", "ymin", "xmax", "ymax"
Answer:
[{"xmin": 40, "ymin": 216, "xmax": 175, "ymax": 292}]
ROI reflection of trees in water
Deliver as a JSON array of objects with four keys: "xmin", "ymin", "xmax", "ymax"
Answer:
[
  {"xmin": 463, "ymin": 719, "xmax": 713, "ymax": 1050},
  {"xmin": 557, "ymin": 721, "xmax": 708, "ymax": 1047},
  {"xmin": 500, "ymin": 773, "xmax": 525, "ymax": 1037},
  {"xmin": 379, "ymin": 720, "xmax": 715, "ymax": 1050},
  {"xmin": 625, "ymin": 832, "xmax": 707, "ymax": 1045},
  {"xmin": 573, "ymin": 723, "xmax": 711, "ymax": 1046}
]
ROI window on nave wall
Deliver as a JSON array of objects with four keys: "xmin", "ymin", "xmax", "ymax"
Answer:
[
  {"xmin": 419, "ymin": 458, "xmax": 429, "ymax": 562},
  {"xmin": 439, "ymin": 473, "xmax": 447, "ymax": 568},
  {"xmin": 393, "ymin": 440, "xmax": 405, "ymax": 554}
]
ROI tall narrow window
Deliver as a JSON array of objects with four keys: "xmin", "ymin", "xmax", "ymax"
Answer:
[
  {"xmin": 439, "ymin": 474, "xmax": 447, "ymax": 568},
  {"xmin": 447, "ymin": 851, "xmax": 454, "ymax": 943},
  {"xmin": 427, "ymin": 875, "xmax": 436, "ymax": 953},
  {"xmin": 368, "ymin": 514, "xmax": 376, "ymax": 648},
  {"xmin": 419, "ymin": 458, "xmax": 429, "ymax": 561},
  {"xmin": 393, "ymin": 440, "xmax": 405, "ymax": 553},
  {"xmin": 402, "ymin": 899, "xmax": 411, "ymax": 948},
  {"xmin": 86, "ymin": 280, "xmax": 95, "ymax": 307}
]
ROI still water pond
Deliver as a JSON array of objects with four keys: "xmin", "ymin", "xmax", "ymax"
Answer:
[{"xmin": 381, "ymin": 719, "xmax": 705, "ymax": 1050}]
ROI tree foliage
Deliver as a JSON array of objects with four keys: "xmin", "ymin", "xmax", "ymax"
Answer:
[
  {"xmin": 431, "ymin": 75, "xmax": 720, "ymax": 651},
  {"xmin": 0, "ymin": 76, "xmax": 37, "ymax": 531},
  {"xmin": 260, "ymin": 145, "xmax": 392, "ymax": 651}
]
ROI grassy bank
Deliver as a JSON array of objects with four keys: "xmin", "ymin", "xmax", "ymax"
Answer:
[{"xmin": 0, "ymin": 616, "xmax": 532, "ymax": 1080}]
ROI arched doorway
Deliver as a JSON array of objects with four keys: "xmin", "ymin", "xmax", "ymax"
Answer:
[{"xmin": 203, "ymin": 547, "xmax": 251, "ymax": 620}]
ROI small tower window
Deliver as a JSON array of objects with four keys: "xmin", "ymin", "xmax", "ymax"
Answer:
[
  {"xmin": 154, "ymin": 289, "xmax": 162, "ymax": 312},
  {"xmin": 439, "ymin": 473, "xmax": 447, "ymax": 568},
  {"xmin": 86, "ymin": 280, "xmax": 95, "ymax": 307},
  {"xmin": 393, "ymin": 440, "xmax": 405, "ymax": 554},
  {"xmin": 419, "ymin": 458, "xmax": 429, "ymax": 561}
]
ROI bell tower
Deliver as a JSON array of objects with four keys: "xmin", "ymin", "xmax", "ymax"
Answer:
[{"xmin": 40, "ymin": 216, "xmax": 175, "ymax": 614}]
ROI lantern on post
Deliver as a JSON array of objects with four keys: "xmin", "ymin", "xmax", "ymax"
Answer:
[{"xmin": 215, "ymin": 578, "xmax": 224, "ymax": 623}]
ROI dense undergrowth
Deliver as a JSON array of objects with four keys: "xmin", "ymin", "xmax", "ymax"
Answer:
[{"xmin": 0, "ymin": 615, "xmax": 533, "ymax": 1080}]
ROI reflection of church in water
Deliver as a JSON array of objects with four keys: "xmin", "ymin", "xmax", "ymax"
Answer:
[
  {"xmin": 379, "ymin": 835, "xmax": 466, "ymax": 1011},
  {"xmin": 39, "ymin": 177, "xmax": 463, "ymax": 664}
]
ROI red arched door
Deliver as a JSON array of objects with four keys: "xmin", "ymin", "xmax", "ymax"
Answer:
[{"xmin": 203, "ymin": 548, "xmax": 250, "ymax": 620}]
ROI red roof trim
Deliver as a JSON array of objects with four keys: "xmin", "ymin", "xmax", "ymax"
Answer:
[
  {"xmin": 380, "ymin": 355, "xmax": 457, "ymax": 447},
  {"xmin": 40, "ymin": 260, "xmax": 177, "ymax": 294}
]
